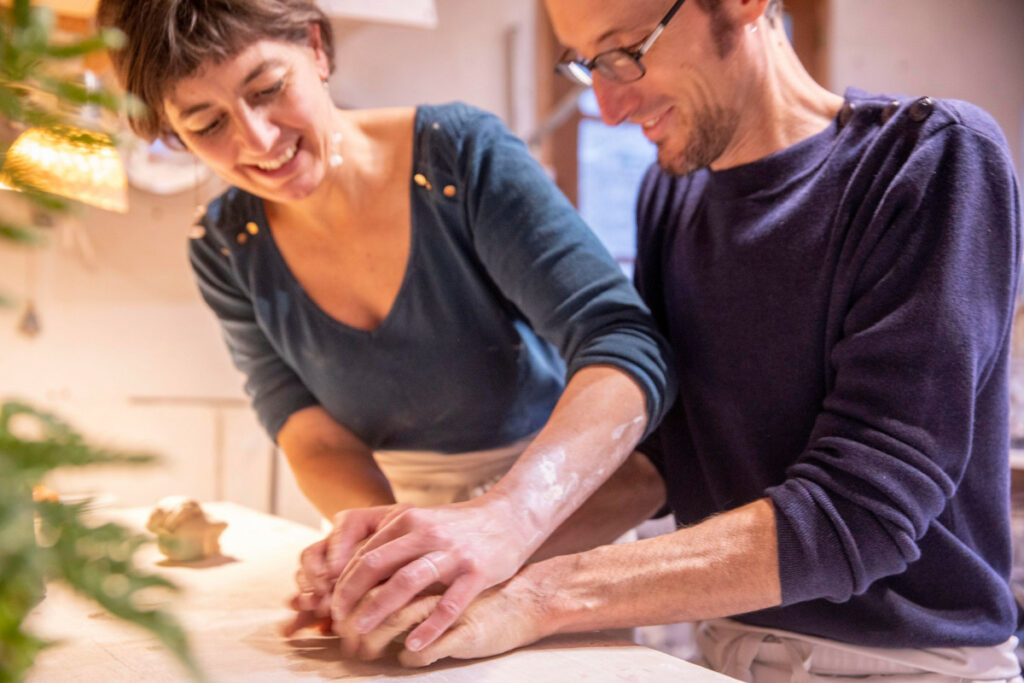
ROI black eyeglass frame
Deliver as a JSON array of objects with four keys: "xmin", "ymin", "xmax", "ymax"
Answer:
[{"xmin": 555, "ymin": 0, "xmax": 687, "ymax": 87}]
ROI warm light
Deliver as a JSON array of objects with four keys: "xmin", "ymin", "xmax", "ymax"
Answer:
[{"xmin": 1, "ymin": 125, "xmax": 128, "ymax": 213}]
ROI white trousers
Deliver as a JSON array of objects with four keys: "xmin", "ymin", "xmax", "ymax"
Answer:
[{"xmin": 696, "ymin": 618, "xmax": 1022, "ymax": 683}]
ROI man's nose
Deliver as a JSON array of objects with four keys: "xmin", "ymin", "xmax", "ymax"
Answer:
[{"xmin": 592, "ymin": 76, "xmax": 639, "ymax": 127}]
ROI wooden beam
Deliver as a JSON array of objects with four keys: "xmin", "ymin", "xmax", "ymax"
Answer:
[
  {"xmin": 783, "ymin": 0, "xmax": 831, "ymax": 88},
  {"xmin": 534, "ymin": 0, "xmax": 580, "ymax": 207}
]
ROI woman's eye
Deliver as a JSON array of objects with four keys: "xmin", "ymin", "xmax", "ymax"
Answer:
[
  {"xmin": 195, "ymin": 117, "xmax": 225, "ymax": 137},
  {"xmin": 256, "ymin": 80, "xmax": 284, "ymax": 98}
]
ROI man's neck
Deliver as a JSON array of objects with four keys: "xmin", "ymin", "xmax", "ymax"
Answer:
[{"xmin": 710, "ymin": 22, "xmax": 844, "ymax": 171}]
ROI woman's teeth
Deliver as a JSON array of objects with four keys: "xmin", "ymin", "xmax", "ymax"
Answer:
[{"xmin": 256, "ymin": 143, "xmax": 297, "ymax": 170}]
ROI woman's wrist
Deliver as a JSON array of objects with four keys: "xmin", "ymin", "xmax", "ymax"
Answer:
[{"xmin": 475, "ymin": 485, "xmax": 549, "ymax": 557}]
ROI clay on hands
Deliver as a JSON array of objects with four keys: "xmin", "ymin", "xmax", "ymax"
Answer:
[{"xmin": 146, "ymin": 496, "xmax": 228, "ymax": 561}]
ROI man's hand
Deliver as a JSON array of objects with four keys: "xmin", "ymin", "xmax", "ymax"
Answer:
[
  {"xmin": 331, "ymin": 494, "xmax": 539, "ymax": 652},
  {"xmin": 337, "ymin": 573, "xmax": 553, "ymax": 666}
]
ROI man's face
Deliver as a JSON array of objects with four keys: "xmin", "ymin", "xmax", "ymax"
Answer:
[{"xmin": 546, "ymin": 0, "xmax": 747, "ymax": 175}]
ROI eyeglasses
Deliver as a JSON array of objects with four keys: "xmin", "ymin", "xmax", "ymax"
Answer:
[{"xmin": 555, "ymin": 0, "xmax": 686, "ymax": 88}]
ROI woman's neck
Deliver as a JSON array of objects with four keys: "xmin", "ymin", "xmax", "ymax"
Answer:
[{"xmin": 268, "ymin": 107, "xmax": 415, "ymax": 234}]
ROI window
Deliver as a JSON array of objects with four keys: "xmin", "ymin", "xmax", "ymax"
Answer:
[{"xmin": 576, "ymin": 90, "xmax": 655, "ymax": 275}]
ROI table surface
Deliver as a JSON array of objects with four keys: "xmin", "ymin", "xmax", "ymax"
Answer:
[{"xmin": 26, "ymin": 502, "xmax": 733, "ymax": 682}]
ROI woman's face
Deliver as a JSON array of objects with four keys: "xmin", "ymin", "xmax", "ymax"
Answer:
[{"xmin": 163, "ymin": 32, "xmax": 334, "ymax": 204}]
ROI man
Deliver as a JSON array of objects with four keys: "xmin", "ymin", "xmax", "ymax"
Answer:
[{"xmin": 329, "ymin": 0, "xmax": 1024, "ymax": 679}]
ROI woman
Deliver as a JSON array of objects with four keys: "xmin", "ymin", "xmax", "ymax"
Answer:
[{"xmin": 97, "ymin": 0, "xmax": 673, "ymax": 653}]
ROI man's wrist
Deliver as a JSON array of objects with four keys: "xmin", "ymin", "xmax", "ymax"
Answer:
[{"xmin": 511, "ymin": 554, "xmax": 582, "ymax": 638}]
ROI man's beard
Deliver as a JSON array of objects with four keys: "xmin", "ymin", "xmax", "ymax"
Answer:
[
  {"xmin": 657, "ymin": 103, "xmax": 739, "ymax": 176},
  {"xmin": 657, "ymin": 5, "xmax": 743, "ymax": 177}
]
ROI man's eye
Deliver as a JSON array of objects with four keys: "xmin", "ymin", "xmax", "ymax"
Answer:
[{"xmin": 622, "ymin": 38, "xmax": 647, "ymax": 54}]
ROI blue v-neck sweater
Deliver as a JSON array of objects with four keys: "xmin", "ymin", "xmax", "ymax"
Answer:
[
  {"xmin": 189, "ymin": 103, "xmax": 673, "ymax": 452},
  {"xmin": 637, "ymin": 88, "xmax": 1023, "ymax": 647}
]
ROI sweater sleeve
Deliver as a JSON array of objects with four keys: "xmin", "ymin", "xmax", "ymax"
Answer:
[
  {"xmin": 767, "ymin": 120, "xmax": 1023, "ymax": 605},
  {"xmin": 631, "ymin": 164, "xmax": 679, "ymax": 513},
  {"xmin": 188, "ymin": 225, "xmax": 318, "ymax": 441},
  {"xmin": 452, "ymin": 107, "xmax": 676, "ymax": 438}
]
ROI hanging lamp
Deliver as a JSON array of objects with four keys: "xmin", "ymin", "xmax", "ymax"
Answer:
[{"xmin": 0, "ymin": 123, "xmax": 128, "ymax": 213}]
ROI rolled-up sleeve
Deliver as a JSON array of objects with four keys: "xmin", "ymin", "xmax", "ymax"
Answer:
[{"xmin": 454, "ymin": 108, "xmax": 676, "ymax": 438}]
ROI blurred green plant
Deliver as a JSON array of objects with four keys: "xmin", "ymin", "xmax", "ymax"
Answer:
[
  {"xmin": 0, "ymin": 404, "xmax": 204, "ymax": 682},
  {"xmin": 0, "ymin": 1, "xmax": 202, "ymax": 681}
]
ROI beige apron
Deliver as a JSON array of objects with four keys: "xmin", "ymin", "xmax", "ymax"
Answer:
[
  {"xmin": 373, "ymin": 433, "xmax": 536, "ymax": 506},
  {"xmin": 372, "ymin": 433, "xmax": 637, "ymax": 545},
  {"xmin": 696, "ymin": 618, "xmax": 1022, "ymax": 683}
]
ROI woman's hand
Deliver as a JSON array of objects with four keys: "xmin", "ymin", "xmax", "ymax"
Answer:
[
  {"xmin": 330, "ymin": 493, "xmax": 540, "ymax": 652},
  {"xmin": 281, "ymin": 593, "xmax": 333, "ymax": 637},
  {"xmin": 282, "ymin": 504, "xmax": 413, "ymax": 636}
]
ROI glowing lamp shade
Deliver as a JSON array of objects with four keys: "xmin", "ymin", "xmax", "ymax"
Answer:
[{"xmin": 1, "ymin": 125, "xmax": 128, "ymax": 213}]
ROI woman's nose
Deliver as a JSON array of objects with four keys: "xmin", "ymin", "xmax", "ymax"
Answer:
[{"xmin": 235, "ymin": 105, "xmax": 278, "ymax": 153}]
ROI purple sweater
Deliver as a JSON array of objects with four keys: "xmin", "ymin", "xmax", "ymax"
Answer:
[{"xmin": 636, "ymin": 88, "xmax": 1023, "ymax": 647}]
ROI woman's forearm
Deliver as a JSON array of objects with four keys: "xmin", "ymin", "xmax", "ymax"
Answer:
[
  {"xmin": 278, "ymin": 406, "xmax": 395, "ymax": 519},
  {"xmin": 284, "ymin": 447, "xmax": 395, "ymax": 519},
  {"xmin": 530, "ymin": 450, "xmax": 666, "ymax": 562},
  {"xmin": 484, "ymin": 365, "xmax": 649, "ymax": 555}
]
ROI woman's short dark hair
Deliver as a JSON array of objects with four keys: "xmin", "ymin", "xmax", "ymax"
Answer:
[{"xmin": 97, "ymin": 0, "xmax": 335, "ymax": 141}]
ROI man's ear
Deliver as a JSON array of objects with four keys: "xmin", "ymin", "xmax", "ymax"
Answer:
[{"xmin": 732, "ymin": 0, "xmax": 772, "ymax": 28}]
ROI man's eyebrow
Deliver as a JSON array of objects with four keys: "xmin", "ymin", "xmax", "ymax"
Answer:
[
  {"xmin": 592, "ymin": 19, "xmax": 648, "ymax": 49},
  {"xmin": 177, "ymin": 60, "xmax": 283, "ymax": 119}
]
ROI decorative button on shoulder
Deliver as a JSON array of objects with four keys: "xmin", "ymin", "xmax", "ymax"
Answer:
[
  {"xmin": 909, "ymin": 96, "xmax": 934, "ymax": 122},
  {"xmin": 881, "ymin": 100, "xmax": 901, "ymax": 124},
  {"xmin": 413, "ymin": 173, "xmax": 432, "ymax": 191},
  {"xmin": 237, "ymin": 232, "xmax": 248, "ymax": 245},
  {"xmin": 443, "ymin": 185, "xmax": 456, "ymax": 198},
  {"xmin": 246, "ymin": 221, "xmax": 259, "ymax": 235},
  {"xmin": 837, "ymin": 101, "xmax": 856, "ymax": 127}
]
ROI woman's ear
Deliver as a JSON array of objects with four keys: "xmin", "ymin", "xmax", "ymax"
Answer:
[{"xmin": 307, "ymin": 22, "xmax": 329, "ymax": 80}]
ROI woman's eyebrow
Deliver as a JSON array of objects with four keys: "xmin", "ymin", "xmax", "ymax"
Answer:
[
  {"xmin": 241, "ymin": 59, "xmax": 284, "ymax": 87},
  {"xmin": 176, "ymin": 59, "xmax": 285, "ymax": 119}
]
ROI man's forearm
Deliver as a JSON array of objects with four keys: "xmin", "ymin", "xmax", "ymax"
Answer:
[
  {"xmin": 530, "ymin": 450, "xmax": 666, "ymax": 562},
  {"xmin": 522, "ymin": 499, "xmax": 782, "ymax": 636}
]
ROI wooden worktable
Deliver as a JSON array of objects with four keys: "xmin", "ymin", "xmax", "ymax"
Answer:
[{"xmin": 26, "ymin": 502, "xmax": 733, "ymax": 682}]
